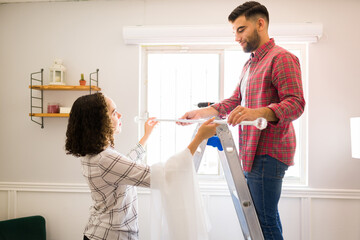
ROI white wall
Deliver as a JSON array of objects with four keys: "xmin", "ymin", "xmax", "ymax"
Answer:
[{"xmin": 0, "ymin": 0, "xmax": 360, "ymax": 239}]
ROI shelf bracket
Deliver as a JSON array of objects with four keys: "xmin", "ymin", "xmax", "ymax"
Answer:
[
  {"xmin": 89, "ymin": 69, "xmax": 99, "ymax": 94},
  {"xmin": 30, "ymin": 69, "xmax": 44, "ymax": 128}
]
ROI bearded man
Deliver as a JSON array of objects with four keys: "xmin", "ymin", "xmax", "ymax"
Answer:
[{"xmin": 180, "ymin": 2, "xmax": 305, "ymax": 239}]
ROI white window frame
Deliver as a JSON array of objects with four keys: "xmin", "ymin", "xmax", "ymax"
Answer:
[
  {"xmin": 139, "ymin": 42, "xmax": 308, "ymax": 186},
  {"xmin": 281, "ymin": 43, "xmax": 308, "ymax": 186},
  {"xmin": 124, "ymin": 23, "xmax": 321, "ymax": 187}
]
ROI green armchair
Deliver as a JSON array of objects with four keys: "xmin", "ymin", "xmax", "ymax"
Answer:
[{"xmin": 0, "ymin": 215, "xmax": 46, "ymax": 240}]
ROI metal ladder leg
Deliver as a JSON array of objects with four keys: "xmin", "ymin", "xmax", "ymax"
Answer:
[
  {"xmin": 216, "ymin": 124, "xmax": 263, "ymax": 240},
  {"xmin": 192, "ymin": 124, "xmax": 264, "ymax": 240}
]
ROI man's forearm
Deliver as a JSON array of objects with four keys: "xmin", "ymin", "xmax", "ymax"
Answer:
[
  {"xmin": 200, "ymin": 106, "xmax": 219, "ymax": 118},
  {"xmin": 258, "ymin": 107, "xmax": 279, "ymax": 122}
]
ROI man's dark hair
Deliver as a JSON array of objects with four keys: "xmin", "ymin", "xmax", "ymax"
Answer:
[
  {"xmin": 65, "ymin": 92, "xmax": 114, "ymax": 157},
  {"xmin": 228, "ymin": 1, "xmax": 269, "ymax": 24}
]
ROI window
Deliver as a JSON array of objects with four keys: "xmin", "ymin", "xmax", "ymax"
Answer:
[{"xmin": 140, "ymin": 43, "xmax": 307, "ymax": 185}]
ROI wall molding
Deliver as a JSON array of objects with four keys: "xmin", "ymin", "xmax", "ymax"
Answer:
[
  {"xmin": 1, "ymin": 182, "xmax": 359, "ymax": 240},
  {"xmin": 0, "ymin": 182, "xmax": 90, "ymax": 193},
  {"xmin": 1, "ymin": 182, "xmax": 359, "ymax": 199},
  {"xmin": 123, "ymin": 23, "xmax": 323, "ymax": 45}
]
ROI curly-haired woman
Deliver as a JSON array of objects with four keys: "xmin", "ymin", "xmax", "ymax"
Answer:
[{"xmin": 65, "ymin": 92, "xmax": 217, "ymax": 240}]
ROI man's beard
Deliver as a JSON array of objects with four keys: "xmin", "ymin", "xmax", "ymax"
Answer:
[{"xmin": 242, "ymin": 29, "xmax": 261, "ymax": 53}]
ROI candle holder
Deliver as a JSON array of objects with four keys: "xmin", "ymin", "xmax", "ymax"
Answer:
[{"xmin": 49, "ymin": 59, "xmax": 66, "ymax": 85}]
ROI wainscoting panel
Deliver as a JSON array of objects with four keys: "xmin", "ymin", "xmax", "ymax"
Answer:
[
  {"xmin": 16, "ymin": 191, "xmax": 92, "ymax": 240},
  {"xmin": 0, "ymin": 191, "xmax": 8, "ymax": 220},
  {"xmin": 311, "ymin": 198, "xmax": 360, "ymax": 240},
  {"xmin": 0, "ymin": 182, "xmax": 359, "ymax": 240},
  {"xmin": 279, "ymin": 197, "xmax": 302, "ymax": 240},
  {"xmin": 206, "ymin": 195, "xmax": 243, "ymax": 240}
]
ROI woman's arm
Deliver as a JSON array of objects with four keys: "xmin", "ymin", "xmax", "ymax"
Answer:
[
  {"xmin": 187, "ymin": 118, "xmax": 218, "ymax": 155},
  {"xmin": 139, "ymin": 117, "xmax": 158, "ymax": 146}
]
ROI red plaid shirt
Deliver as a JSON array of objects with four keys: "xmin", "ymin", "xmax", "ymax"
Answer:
[{"xmin": 212, "ymin": 39, "xmax": 305, "ymax": 172}]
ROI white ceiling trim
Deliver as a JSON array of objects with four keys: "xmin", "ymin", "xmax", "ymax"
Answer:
[
  {"xmin": 0, "ymin": 0, "xmax": 104, "ymax": 3},
  {"xmin": 1, "ymin": 0, "xmax": 67, "ymax": 3},
  {"xmin": 123, "ymin": 23, "xmax": 323, "ymax": 45}
]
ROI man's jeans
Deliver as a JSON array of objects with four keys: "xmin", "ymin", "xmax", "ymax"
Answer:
[{"xmin": 244, "ymin": 155, "xmax": 288, "ymax": 240}]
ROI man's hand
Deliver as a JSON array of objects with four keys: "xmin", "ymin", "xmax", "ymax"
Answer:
[
  {"xmin": 177, "ymin": 107, "xmax": 219, "ymax": 126},
  {"xmin": 228, "ymin": 106, "xmax": 278, "ymax": 126},
  {"xmin": 177, "ymin": 110, "xmax": 203, "ymax": 125}
]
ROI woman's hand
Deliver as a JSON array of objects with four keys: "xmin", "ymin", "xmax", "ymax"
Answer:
[
  {"xmin": 139, "ymin": 117, "xmax": 159, "ymax": 146},
  {"xmin": 188, "ymin": 118, "xmax": 218, "ymax": 155},
  {"xmin": 144, "ymin": 117, "xmax": 158, "ymax": 136},
  {"xmin": 195, "ymin": 117, "xmax": 218, "ymax": 140}
]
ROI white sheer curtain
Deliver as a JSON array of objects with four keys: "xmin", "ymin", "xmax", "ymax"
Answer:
[{"xmin": 150, "ymin": 148, "xmax": 210, "ymax": 240}]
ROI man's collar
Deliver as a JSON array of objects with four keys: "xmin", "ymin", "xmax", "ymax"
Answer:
[{"xmin": 251, "ymin": 38, "xmax": 275, "ymax": 62}]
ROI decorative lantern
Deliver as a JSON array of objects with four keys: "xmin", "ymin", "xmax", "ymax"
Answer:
[{"xmin": 49, "ymin": 59, "xmax": 66, "ymax": 85}]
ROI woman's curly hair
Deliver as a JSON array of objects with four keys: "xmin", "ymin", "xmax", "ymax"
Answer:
[{"xmin": 65, "ymin": 92, "xmax": 114, "ymax": 157}]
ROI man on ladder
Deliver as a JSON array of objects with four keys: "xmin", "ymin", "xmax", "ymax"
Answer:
[{"xmin": 179, "ymin": 2, "xmax": 305, "ymax": 239}]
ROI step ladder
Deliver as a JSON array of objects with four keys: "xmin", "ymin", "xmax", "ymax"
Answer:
[{"xmin": 193, "ymin": 123, "xmax": 264, "ymax": 240}]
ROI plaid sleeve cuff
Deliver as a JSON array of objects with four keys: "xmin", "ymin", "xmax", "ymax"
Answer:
[
  {"xmin": 268, "ymin": 103, "xmax": 299, "ymax": 127},
  {"xmin": 211, "ymin": 105, "xmax": 227, "ymax": 119},
  {"xmin": 136, "ymin": 142, "xmax": 146, "ymax": 154},
  {"xmin": 127, "ymin": 143, "xmax": 146, "ymax": 162},
  {"xmin": 268, "ymin": 98, "xmax": 305, "ymax": 126}
]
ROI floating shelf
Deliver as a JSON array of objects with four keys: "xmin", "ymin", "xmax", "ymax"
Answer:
[
  {"xmin": 29, "ymin": 113, "xmax": 69, "ymax": 117},
  {"xmin": 29, "ymin": 85, "xmax": 101, "ymax": 91}
]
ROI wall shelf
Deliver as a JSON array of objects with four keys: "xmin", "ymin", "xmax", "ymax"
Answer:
[
  {"xmin": 29, "ymin": 85, "xmax": 101, "ymax": 91},
  {"xmin": 29, "ymin": 113, "xmax": 70, "ymax": 117},
  {"xmin": 29, "ymin": 68, "xmax": 100, "ymax": 128}
]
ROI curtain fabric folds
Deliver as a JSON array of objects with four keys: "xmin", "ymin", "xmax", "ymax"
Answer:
[{"xmin": 150, "ymin": 148, "xmax": 210, "ymax": 240}]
